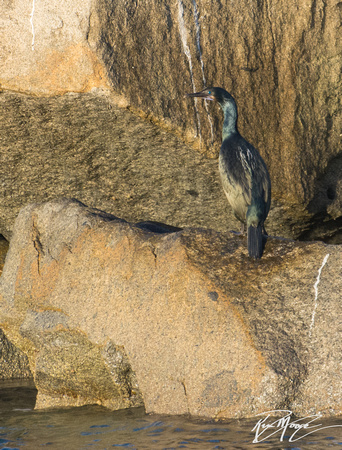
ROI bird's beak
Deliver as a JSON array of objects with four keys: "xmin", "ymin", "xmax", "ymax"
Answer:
[{"xmin": 186, "ymin": 91, "xmax": 215, "ymax": 101}]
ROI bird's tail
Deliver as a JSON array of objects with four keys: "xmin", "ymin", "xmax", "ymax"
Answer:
[{"xmin": 247, "ymin": 225, "xmax": 263, "ymax": 259}]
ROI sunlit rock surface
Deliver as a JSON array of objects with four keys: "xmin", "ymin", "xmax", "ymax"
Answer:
[
  {"xmin": 0, "ymin": 329, "xmax": 32, "ymax": 380},
  {"xmin": 0, "ymin": 199, "xmax": 340, "ymax": 417},
  {"xmin": 0, "ymin": 0, "xmax": 341, "ymax": 242},
  {"xmin": 0, "ymin": 0, "xmax": 107, "ymax": 94},
  {"xmin": 0, "ymin": 238, "xmax": 32, "ymax": 380}
]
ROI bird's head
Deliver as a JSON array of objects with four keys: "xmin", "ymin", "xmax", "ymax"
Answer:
[
  {"xmin": 186, "ymin": 87, "xmax": 238, "ymax": 137},
  {"xmin": 186, "ymin": 87, "xmax": 234, "ymax": 105}
]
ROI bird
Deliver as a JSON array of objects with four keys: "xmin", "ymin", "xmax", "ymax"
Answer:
[{"xmin": 187, "ymin": 87, "xmax": 271, "ymax": 259}]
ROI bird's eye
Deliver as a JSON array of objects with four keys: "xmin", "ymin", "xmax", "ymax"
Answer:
[{"xmin": 208, "ymin": 91, "xmax": 211, "ymax": 94}]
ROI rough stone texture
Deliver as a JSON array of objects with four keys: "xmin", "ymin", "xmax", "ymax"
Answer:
[
  {"xmin": 89, "ymin": 0, "xmax": 342, "ymax": 227},
  {"xmin": 0, "ymin": 0, "xmax": 107, "ymax": 94},
  {"xmin": 33, "ymin": 331, "xmax": 142, "ymax": 409},
  {"xmin": 1, "ymin": 1, "xmax": 341, "ymax": 243},
  {"xmin": 0, "ymin": 201, "xmax": 143, "ymax": 408},
  {"xmin": 0, "ymin": 328, "xmax": 32, "ymax": 380},
  {"xmin": 0, "ymin": 89, "xmax": 340, "ymax": 246},
  {"xmin": 0, "ymin": 238, "xmax": 32, "ymax": 380},
  {"xmin": 0, "ymin": 238, "xmax": 8, "ymax": 277},
  {"xmin": 0, "ymin": 198, "xmax": 341, "ymax": 417},
  {"xmin": 0, "ymin": 89, "xmax": 264, "ymax": 242}
]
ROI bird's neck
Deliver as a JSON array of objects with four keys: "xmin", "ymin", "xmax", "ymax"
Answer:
[{"xmin": 220, "ymin": 100, "xmax": 238, "ymax": 141}]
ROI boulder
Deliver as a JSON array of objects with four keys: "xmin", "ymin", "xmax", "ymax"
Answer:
[
  {"xmin": 0, "ymin": 198, "xmax": 340, "ymax": 417},
  {"xmin": 0, "ymin": 0, "xmax": 341, "ymax": 242}
]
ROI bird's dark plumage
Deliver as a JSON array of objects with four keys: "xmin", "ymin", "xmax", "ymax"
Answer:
[{"xmin": 187, "ymin": 87, "xmax": 271, "ymax": 259}]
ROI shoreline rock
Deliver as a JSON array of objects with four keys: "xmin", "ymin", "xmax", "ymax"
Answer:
[{"xmin": 0, "ymin": 198, "xmax": 341, "ymax": 418}]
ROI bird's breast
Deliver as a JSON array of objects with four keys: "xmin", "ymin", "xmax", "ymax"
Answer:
[{"xmin": 218, "ymin": 150, "xmax": 250, "ymax": 222}]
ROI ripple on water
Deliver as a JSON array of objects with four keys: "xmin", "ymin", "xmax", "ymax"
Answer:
[{"xmin": 0, "ymin": 382, "xmax": 342, "ymax": 449}]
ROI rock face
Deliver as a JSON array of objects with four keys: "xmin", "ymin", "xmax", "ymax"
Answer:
[
  {"xmin": 0, "ymin": 198, "xmax": 341, "ymax": 417},
  {"xmin": 0, "ymin": 0, "xmax": 341, "ymax": 242},
  {"xmin": 0, "ymin": 328, "xmax": 32, "ymax": 380},
  {"xmin": 0, "ymin": 238, "xmax": 32, "ymax": 380},
  {"xmin": 0, "ymin": 90, "xmax": 235, "ymax": 242},
  {"xmin": 95, "ymin": 0, "xmax": 341, "ymax": 219},
  {"xmin": 0, "ymin": 0, "xmax": 107, "ymax": 95}
]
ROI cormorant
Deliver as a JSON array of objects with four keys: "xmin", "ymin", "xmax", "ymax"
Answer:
[{"xmin": 187, "ymin": 87, "xmax": 271, "ymax": 259}]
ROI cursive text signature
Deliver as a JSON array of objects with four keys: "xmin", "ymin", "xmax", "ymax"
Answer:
[{"xmin": 251, "ymin": 410, "xmax": 342, "ymax": 443}]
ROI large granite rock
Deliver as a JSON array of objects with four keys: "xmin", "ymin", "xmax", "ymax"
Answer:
[
  {"xmin": 0, "ymin": 198, "xmax": 340, "ymax": 417},
  {"xmin": 0, "ymin": 0, "xmax": 341, "ymax": 242}
]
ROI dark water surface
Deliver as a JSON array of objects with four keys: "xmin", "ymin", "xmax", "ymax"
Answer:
[{"xmin": 0, "ymin": 381, "xmax": 341, "ymax": 450}]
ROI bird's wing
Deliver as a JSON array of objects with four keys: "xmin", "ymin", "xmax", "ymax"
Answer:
[
  {"xmin": 236, "ymin": 144, "xmax": 255, "ymax": 201},
  {"xmin": 219, "ymin": 142, "xmax": 252, "ymax": 221},
  {"xmin": 219, "ymin": 136, "xmax": 271, "ymax": 222},
  {"xmin": 237, "ymin": 141, "xmax": 271, "ymax": 212}
]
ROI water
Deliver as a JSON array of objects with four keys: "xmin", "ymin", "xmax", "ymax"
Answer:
[{"xmin": 0, "ymin": 381, "xmax": 342, "ymax": 450}]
